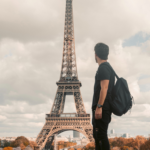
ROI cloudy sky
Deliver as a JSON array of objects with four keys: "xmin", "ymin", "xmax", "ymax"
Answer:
[{"xmin": 0, "ymin": 0, "xmax": 150, "ymax": 139}]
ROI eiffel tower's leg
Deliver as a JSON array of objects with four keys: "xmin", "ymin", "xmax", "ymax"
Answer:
[
  {"xmin": 36, "ymin": 125, "xmax": 51, "ymax": 149},
  {"xmin": 45, "ymin": 136, "xmax": 54, "ymax": 150},
  {"xmin": 35, "ymin": 117, "xmax": 57, "ymax": 149},
  {"xmin": 50, "ymin": 87, "xmax": 65, "ymax": 114},
  {"xmin": 58, "ymin": 88, "xmax": 66, "ymax": 114},
  {"xmin": 73, "ymin": 85, "xmax": 86, "ymax": 114},
  {"xmin": 83, "ymin": 127, "xmax": 94, "ymax": 143},
  {"xmin": 50, "ymin": 86, "xmax": 67, "ymax": 114}
]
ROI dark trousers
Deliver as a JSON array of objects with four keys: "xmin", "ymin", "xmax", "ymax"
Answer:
[{"xmin": 92, "ymin": 109, "xmax": 112, "ymax": 150}]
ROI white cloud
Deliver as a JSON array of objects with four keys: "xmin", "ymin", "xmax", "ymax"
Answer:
[{"xmin": 0, "ymin": 115, "xmax": 7, "ymax": 121}]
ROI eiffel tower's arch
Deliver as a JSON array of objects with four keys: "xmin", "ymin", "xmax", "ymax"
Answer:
[
  {"xmin": 49, "ymin": 128, "xmax": 92, "ymax": 142},
  {"xmin": 41, "ymin": 128, "xmax": 93, "ymax": 150},
  {"xmin": 43, "ymin": 128, "xmax": 93, "ymax": 149}
]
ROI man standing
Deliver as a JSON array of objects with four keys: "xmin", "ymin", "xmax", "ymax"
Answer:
[{"xmin": 92, "ymin": 43, "xmax": 115, "ymax": 150}]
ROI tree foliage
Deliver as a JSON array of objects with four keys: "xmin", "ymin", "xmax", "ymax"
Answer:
[
  {"xmin": 29, "ymin": 141, "xmax": 37, "ymax": 150},
  {"xmin": 84, "ymin": 142, "xmax": 95, "ymax": 150},
  {"xmin": 79, "ymin": 136, "xmax": 148, "ymax": 150},
  {"xmin": 10, "ymin": 136, "xmax": 29, "ymax": 148},
  {"xmin": 0, "ymin": 139, "xmax": 1, "ymax": 147},
  {"xmin": 3, "ymin": 147, "xmax": 13, "ymax": 150},
  {"xmin": 140, "ymin": 138, "xmax": 150, "ymax": 150},
  {"xmin": 20, "ymin": 143, "xmax": 26, "ymax": 150},
  {"xmin": 133, "ymin": 135, "xmax": 147, "ymax": 150},
  {"xmin": 2, "ymin": 140, "xmax": 11, "ymax": 148},
  {"xmin": 120, "ymin": 145, "xmax": 131, "ymax": 150},
  {"xmin": 51, "ymin": 141, "xmax": 76, "ymax": 150}
]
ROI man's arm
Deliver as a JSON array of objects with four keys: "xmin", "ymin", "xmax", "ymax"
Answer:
[
  {"xmin": 95, "ymin": 80, "xmax": 109, "ymax": 119},
  {"xmin": 98, "ymin": 80, "xmax": 109, "ymax": 105}
]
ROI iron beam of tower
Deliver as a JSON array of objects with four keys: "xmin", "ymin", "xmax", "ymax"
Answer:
[{"xmin": 60, "ymin": 0, "xmax": 78, "ymax": 82}]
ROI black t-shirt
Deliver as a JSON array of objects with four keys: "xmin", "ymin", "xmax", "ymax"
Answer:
[{"xmin": 91, "ymin": 62, "xmax": 115, "ymax": 111}]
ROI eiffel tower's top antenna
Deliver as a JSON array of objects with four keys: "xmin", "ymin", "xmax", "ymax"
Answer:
[{"xmin": 59, "ymin": 0, "xmax": 78, "ymax": 82}]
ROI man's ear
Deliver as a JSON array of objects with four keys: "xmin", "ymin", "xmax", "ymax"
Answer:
[{"xmin": 95, "ymin": 53, "xmax": 100, "ymax": 60}]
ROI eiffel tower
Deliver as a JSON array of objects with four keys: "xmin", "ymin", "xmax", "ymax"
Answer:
[{"xmin": 35, "ymin": 0, "xmax": 94, "ymax": 149}]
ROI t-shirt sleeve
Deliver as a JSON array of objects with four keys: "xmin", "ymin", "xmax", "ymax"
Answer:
[{"xmin": 96, "ymin": 65, "xmax": 111, "ymax": 81}]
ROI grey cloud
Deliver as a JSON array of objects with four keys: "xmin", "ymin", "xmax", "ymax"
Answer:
[
  {"xmin": 0, "ymin": 0, "xmax": 65, "ymax": 42},
  {"xmin": 0, "ymin": 0, "xmax": 150, "ymax": 43}
]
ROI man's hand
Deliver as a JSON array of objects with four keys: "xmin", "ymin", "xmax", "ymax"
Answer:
[{"xmin": 95, "ymin": 107, "xmax": 102, "ymax": 119}]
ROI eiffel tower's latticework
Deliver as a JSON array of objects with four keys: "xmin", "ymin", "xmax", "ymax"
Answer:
[{"xmin": 35, "ymin": 0, "xmax": 94, "ymax": 149}]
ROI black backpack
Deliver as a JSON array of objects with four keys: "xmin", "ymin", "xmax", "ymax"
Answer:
[{"xmin": 102, "ymin": 62, "xmax": 135, "ymax": 116}]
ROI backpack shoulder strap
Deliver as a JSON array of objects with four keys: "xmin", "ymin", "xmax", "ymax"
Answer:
[{"xmin": 101, "ymin": 62, "xmax": 119, "ymax": 80}]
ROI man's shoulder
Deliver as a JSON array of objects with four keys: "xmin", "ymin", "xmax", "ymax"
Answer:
[{"xmin": 98, "ymin": 62, "xmax": 112, "ymax": 72}]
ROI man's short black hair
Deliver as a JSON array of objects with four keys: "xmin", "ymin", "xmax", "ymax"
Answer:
[{"xmin": 94, "ymin": 43, "xmax": 109, "ymax": 60}]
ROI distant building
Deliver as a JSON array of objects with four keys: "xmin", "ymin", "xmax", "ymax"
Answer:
[
  {"xmin": 108, "ymin": 129, "xmax": 133, "ymax": 138},
  {"xmin": 66, "ymin": 134, "xmax": 87, "ymax": 145},
  {"xmin": 108, "ymin": 133, "xmax": 123, "ymax": 138},
  {"xmin": 122, "ymin": 133, "xmax": 130, "ymax": 138},
  {"xmin": 73, "ymin": 131, "xmax": 80, "ymax": 138},
  {"xmin": 68, "ymin": 135, "xmax": 72, "ymax": 142},
  {"xmin": 56, "ymin": 135, "xmax": 69, "ymax": 142},
  {"xmin": 108, "ymin": 129, "xmax": 123, "ymax": 138},
  {"xmin": 110, "ymin": 129, "xmax": 115, "ymax": 134},
  {"xmin": 0, "ymin": 137, "xmax": 17, "ymax": 141}
]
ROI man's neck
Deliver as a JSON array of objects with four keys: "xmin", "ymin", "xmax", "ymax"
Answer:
[{"xmin": 98, "ymin": 60, "xmax": 107, "ymax": 66}]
